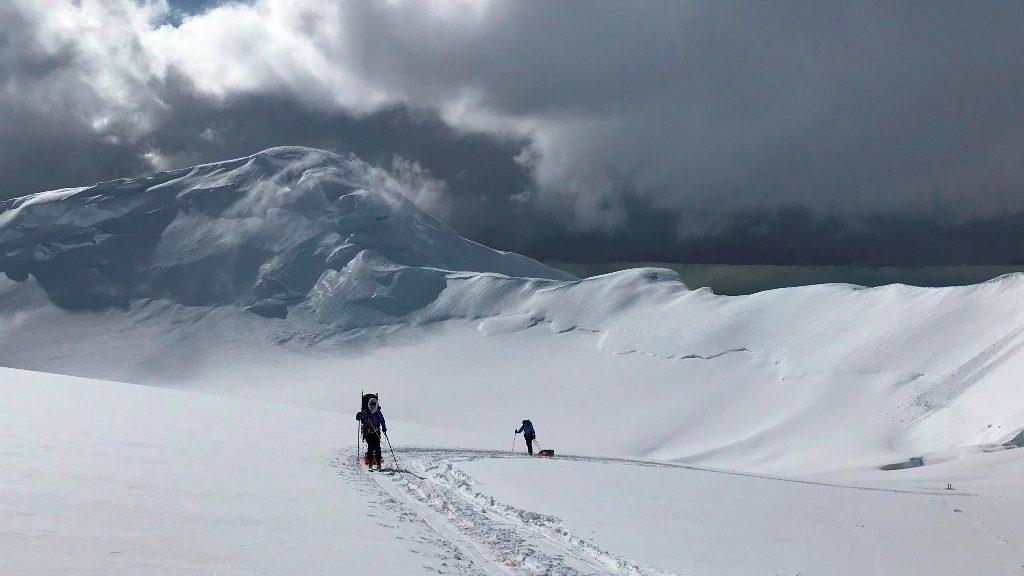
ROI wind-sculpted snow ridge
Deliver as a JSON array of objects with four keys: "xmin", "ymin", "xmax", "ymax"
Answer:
[
  {"xmin": 312, "ymin": 255, "xmax": 1024, "ymax": 384},
  {"xmin": 0, "ymin": 146, "xmax": 573, "ymax": 317},
  {"xmin": 280, "ymin": 255, "xmax": 1024, "ymax": 460},
  {"xmin": 311, "ymin": 265, "xmax": 1024, "ymax": 459}
]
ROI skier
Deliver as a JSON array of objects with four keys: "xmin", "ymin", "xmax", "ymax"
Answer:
[
  {"xmin": 356, "ymin": 396, "xmax": 387, "ymax": 470},
  {"xmin": 515, "ymin": 419, "xmax": 537, "ymax": 455}
]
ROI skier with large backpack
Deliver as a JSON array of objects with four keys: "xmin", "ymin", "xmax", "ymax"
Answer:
[
  {"xmin": 515, "ymin": 419, "xmax": 537, "ymax": 455},
  {"xmin": 357, "ymin": 394, "xmax": 387, "ymax": 470}
]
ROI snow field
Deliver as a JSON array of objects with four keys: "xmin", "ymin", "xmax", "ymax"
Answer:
[
  {"xmin": 0, "ymin": 367, "xmax": 468, "ymax": 575},
  {"xmin": 458, "ymin": 455, "xmax": 1024, "ymax": 576},
  {"xmin": 6, "ymin": 366, "xmax": 1024, "ymax": 575},
  {"xmin": 5, "ymin": 147, "xmax": 1024, "ymax": 474},
  {"xmin": 5, "ymin": 268, "xmax": 1024, "ymax": 475},
  {"xmin": 5, "ymin": 146, "xmax": 1024, "ymax": 573}
]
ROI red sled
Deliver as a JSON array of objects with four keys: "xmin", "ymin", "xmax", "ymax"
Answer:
[{"xmin": 535, "ymin": 449, "xmax": 555, "ymax": 457}]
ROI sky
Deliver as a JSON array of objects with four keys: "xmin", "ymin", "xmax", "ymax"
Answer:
[{"xmin": 1, "ymin": 0, "xmax": 1023, "ymax": 265}]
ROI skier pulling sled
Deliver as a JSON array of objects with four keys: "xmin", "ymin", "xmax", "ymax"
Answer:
[{"xmin": 514, "ymin": 419, "xmax": 554, "ymax": 457}]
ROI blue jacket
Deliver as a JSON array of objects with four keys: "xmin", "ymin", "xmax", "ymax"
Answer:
[
  {"xmin": 516, "ymin": 421, "xmax": 535, "ymax": 436},
  {"xmin": 357, "ymin": 409, "xmax": 387, "ymax": 434}
]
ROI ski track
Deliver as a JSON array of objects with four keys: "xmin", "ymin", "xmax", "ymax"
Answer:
[
  {"xmin": 399, "ymin": 447, "xmax": 977, "ymax": 497},
  {"xmin": 332, "ymin": 446, "xmax": 982, "ymax": 576},
  {"xmin": 329, "ymin": 452, "xmax": 492, "ymax": 576},
  {"xmin": 908, "ymin": 323, "xmax": 1024, "ymax": 419},
  {"xmin": 334, "ymin": 449, "xmax": 679, "ymax": 576}
]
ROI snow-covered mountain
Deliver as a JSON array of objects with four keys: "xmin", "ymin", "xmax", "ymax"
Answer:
[
  {"xmin": 2, "ymin": 146, "xmax": 1024, "ymax": 474},
  {"xmin": 0, "ymin": 147, "xmax": 572, "ymax": 319},
  {"xmin": 5, "ymin": 147, "xmax": 1024, "ymax": 574}
]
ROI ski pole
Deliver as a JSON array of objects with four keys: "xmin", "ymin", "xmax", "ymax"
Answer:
[
  {"xmin": 358, "ymin": 390, "xmax": 363, "ymax": 465},
  {"xmin": 383, "ymin": 431, "xmax": 399, "ymax": 469},
  {"xmin": 511, "ymin": 433, "xmax": 517, "ymax": 454}
]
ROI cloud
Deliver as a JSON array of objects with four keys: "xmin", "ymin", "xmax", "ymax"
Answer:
[
  {"xmin": 2, "ymin": 0, "xmax": 1024, "ymax": 264},
  {"xmin": 160, "ymin": 1, "xmax": 1020, "ymax": 228},
  {"xmin": 0, "ymin": 1, "xmax": 148, "ymax": 196}
]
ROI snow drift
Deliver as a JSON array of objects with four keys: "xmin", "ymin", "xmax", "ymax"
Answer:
[{"xmin": 3, "ymin": 146, "xmax": 1024, "ymax": 474}]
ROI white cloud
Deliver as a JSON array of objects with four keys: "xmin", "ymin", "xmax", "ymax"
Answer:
[
  {"xmin": 358, "ymin": 156, "xmax": 450, "ymax": 219},
  {"xmin": 8, "ymin": 0, "xmax": 167, "ymax": 138},
  {"xmin": 146, "ymin": 1, "xmax": 393, "ymax": 112}
]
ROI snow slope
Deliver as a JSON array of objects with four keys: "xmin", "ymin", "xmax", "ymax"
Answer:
[
  {"xmin": 2, "ymin": 147, "xmax": 1024, "ymax": 476},
  {"xmin": 6, "ymin": 367, "xmax": 1024, "ymax": 575},
  {"xmin": 5, "ymin": 147, "xmax": 1024, "ymax": 573},
  {"xmin": 3, "ymin": 264, "xmax": 1024, "ymax": 474},
  {"xmin": 455, "ymin": 453, "xmax": 1024, "ymax": 575},
  {"xmin": 0, "ymin": 367, "xmax": 473, "ymax": 575}
]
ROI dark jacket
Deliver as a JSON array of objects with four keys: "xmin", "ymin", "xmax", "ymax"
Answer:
[
  {"xmin": 515, "ymin": 421, "xmax": 535, "ymax": 437},
  {"xmin": 356, "ymin": 408, "xmax": 387, "ymax": 434}
]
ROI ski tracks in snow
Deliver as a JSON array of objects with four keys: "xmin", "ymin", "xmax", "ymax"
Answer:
[
  {"xmin": 330, "ymin": 451, "xmax": 493, "ymax": 575},
  {"xmin": 332, "ymin": 449, "xmax": 678, "ymax": 576},
  {"xmin": 332, "ymin": 448, "xmax": 978, "ymax": 575},
  {"xmin": 908, "ymin": 323, "xmax": 1024, "ymax": 418}
]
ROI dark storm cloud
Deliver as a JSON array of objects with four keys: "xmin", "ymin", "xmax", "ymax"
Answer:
[
  {"xmin": 0, "ymin": 2, "xmax": 152, "ymax": 197},
  {"xmin": 2, "ymin": 1, "xmax": 1024, "ymax": 264},
  {"xmin": 338, "ymin": 1, "xmax": 1024, "ymax": 224},
  {"xmin": 526, "ymin": 206, "xmax": 1024, "ymax": 266}
]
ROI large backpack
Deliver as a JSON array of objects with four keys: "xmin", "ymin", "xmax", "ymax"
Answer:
[{"xmin": 361, "ymin": 393, "xmax": 379, "ymax": 411}]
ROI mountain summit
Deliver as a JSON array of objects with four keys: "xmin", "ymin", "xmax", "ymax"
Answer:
[{"xmin": 0, "ymin": 147, "xmax": 573, "ymax": 317}]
